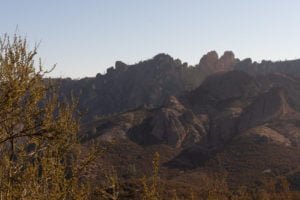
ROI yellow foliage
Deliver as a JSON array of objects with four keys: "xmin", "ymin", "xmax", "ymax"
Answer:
[{"xmin": 0, "ymin": 34, "xmax": 91, "ymax": 199}]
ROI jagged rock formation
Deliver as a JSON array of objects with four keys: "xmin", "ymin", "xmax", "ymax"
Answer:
[
  {"xmin": 83, "ymin": 95, "xmax": 208, "ymax": 148},
  {"xmin": 59, "ymin": 51, "xmax": 237, "ymax": 122},
  {"xmin": 197, "ymin": 50, "xmax": 237, "ymax": 73}
]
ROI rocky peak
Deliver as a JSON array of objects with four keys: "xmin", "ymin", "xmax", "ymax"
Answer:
[
  {"xmin": 199, "ymin": 51, "xmax": 219, "ymax": 69},
  {"xmin": 153, "ymin": 53, "xmax": 174, "ymax": 63},
  {"xmin": 198, "ymin": 50, "xmax": 236, "ymax": 73},
  {"xmin": 218, "ymin": 51, "xmax": 236, "ymax": 71},
  {"xmin": 106, "ymin": 66, "xmax": 115, "ymax": 74},
  {"xmin": 115, "ymin": 61, "xmax": 128, "ymax": 71}
]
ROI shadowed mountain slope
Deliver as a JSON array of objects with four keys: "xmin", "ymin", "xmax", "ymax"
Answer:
[
  {"xmin": 81, "ymin": 67, "xmax": 300, "ymax": 193},
  {"xmin": 59, "ymin": 52, "xmax": 236, "ymax": 122}
]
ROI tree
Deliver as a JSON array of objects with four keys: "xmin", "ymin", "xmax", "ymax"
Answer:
[{"xmin": 0, "ymin": 34, "xmax": 91, "ymax": 199}]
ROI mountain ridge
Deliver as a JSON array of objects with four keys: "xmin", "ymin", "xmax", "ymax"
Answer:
[{"xmin": 62, "ymin": 51, "xmax": 300, "ymax": 198}]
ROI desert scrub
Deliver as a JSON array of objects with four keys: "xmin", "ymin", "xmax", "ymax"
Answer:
[
  {"xmin": 141, "ymin": 152, "xmax": 161, "ymax": 200},
  {"xmin": 0, "ymin": 34, "xmax": 96, "ymax": 200}
]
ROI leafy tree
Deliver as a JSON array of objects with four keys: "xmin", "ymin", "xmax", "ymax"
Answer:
[{"xmin": 0, "ymin": 34, "xmax": 92, "ymax": 199}]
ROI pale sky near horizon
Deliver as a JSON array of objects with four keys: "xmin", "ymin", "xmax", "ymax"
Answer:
[{"xmin": 1, "ymin": 0, "xmax": 300, "ymax": 78}]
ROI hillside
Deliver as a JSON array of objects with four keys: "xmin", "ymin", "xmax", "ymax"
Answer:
[
  {"xmin": 77, "ymin": 57, "xmax": 300, "ymax": 198},
  {"xmin": 44, "ymin": 51, "xmax": 300, "ymax": 198},
  {"xmin": 59, "ymin": 51, "xmax": 236, "ymax": 122}
]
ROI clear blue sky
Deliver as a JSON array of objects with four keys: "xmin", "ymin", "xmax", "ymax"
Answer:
[{"xmin": 1, "ymin": 0, "xmax": 300, "ymax": 78}]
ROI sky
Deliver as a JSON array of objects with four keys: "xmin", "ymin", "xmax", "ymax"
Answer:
[{"xmin": 1, "ymin": 0, "xmax": 300, "ymax": 78}]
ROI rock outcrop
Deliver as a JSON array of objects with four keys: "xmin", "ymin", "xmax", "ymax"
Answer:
[
  {"xmin": 198, "ymin": 51, "xmax": 237, "ymax": 73},
  {"xmin": 83, "ymin": 96, "xmax": 208, "ymax": 148},
  {"xmin": 239, "ymin": 88, "xmax": 294, "ymax": 132}
]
